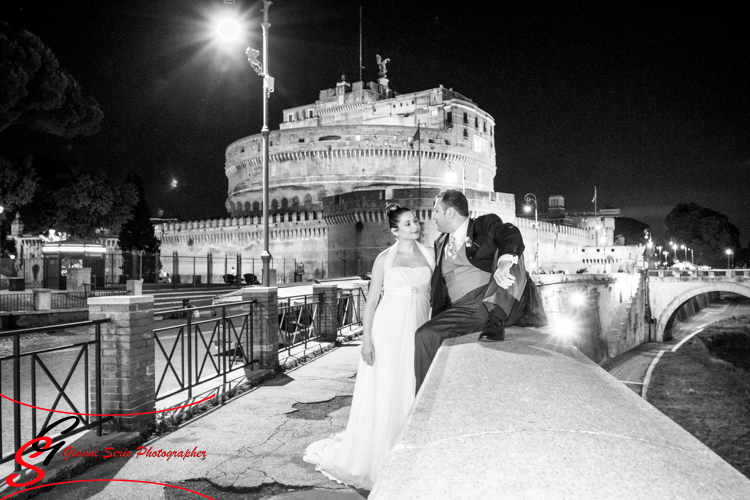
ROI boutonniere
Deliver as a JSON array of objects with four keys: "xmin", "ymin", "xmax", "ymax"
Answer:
[{"xmin": 465, "ymin": 236, "xmax": 480, "ymax": 249}]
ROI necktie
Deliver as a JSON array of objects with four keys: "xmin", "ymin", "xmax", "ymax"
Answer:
[{"xmin": 446, "ymin": 236, "xmax": 458, "ymax": 260}]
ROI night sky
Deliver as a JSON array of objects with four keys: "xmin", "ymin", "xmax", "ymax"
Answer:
[{"xmin": 2, "ymin": 1, "xmax": 749, "ymax": 243}]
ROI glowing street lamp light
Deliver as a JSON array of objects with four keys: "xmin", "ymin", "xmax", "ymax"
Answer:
[
  {"xmin": 445, "ymin": 159, "xmax": 465, "ymax": 194},
  {"xmin": 524, "ymin": 193, "xmax": 539, "ymax": 274},
  {"xmin": 726, "ymin": 249, "xmax": 733, "ymax": 269},
  {"xmin": 216, "ymin": 17, "xmax": 241, "ymax": 41}
]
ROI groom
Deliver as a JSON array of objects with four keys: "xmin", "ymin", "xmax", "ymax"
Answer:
[{"xmin": 414, "ymin": 189, "xmax": 547, "ymax": 392}]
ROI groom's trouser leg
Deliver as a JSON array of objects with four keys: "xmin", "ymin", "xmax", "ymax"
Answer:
[{"xmin": 414, "ymin": 286, "xmax": 488, "ymax": 394}]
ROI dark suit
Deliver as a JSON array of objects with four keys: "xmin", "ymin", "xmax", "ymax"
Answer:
[{"xmin": 415, "ymin": 214, "xmax": 532, "ymax": 393}]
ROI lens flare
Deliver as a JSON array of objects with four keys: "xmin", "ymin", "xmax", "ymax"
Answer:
[{"xmin": 217, "ymin": 17, "xmax": 241, "ymax": 41}]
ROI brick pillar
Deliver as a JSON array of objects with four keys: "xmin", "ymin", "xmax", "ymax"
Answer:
[
  {"xmin": 313, "ymin": 284, "xmax": 338, "ymax": 343},
  {"xmin": 88, "ymin": 295, "xmax": 155, "ymax": 432},
  {"xmin": 242, "ymin": 287, "xmax": 279, "ymax": 371}
]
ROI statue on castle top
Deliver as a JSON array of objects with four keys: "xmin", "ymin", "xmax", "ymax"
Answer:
[{"xmin": 376, "ymin": 54, "xmax": 390, "ymax": 78}]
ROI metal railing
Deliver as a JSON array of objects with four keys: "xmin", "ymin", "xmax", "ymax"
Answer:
[
  {"xmin": 153, "ymin": 301, "xmax": 257, "ymax": 403},
  {"xmin": 0, "ymin": 293, "xmax": 33, "ymax": 313},
  {"xmin": 336, "ymin": 288, "xmax": 365, "ymax": 337},
  {"xmin": 0, "ymin": 288, "xmax": 130, "ymax": 312},
  {"xmin": 648, "ymin": 269, "xmax": 750, "ymax": 278},
  {"xmin": 278, "ymin": 294, "xmax": 321, "ymax": 355},
  {"xmin": 0, "ymin": 320, "xmax": 113, "ymax": 470}
]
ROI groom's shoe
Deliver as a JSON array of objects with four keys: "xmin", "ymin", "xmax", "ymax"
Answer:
[{"xmin": 478, "ymin": 316, "xmax": 505, "ymax": 342}]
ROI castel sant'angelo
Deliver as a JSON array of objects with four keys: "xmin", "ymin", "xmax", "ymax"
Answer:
[{"xmin": 155, "ymin": 61, "xmax": 597, "ymax": 281}]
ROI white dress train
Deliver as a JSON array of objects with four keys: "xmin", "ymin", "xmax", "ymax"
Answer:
[{"xmin": 303, "ymin": 242, "xmax": 433, "ymax": 489}]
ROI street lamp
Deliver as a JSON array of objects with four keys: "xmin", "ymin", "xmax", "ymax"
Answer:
[
  {"xmin": 656, "ymin": 245, "xmax": 662, "ymax": 265},
  {"xmin": 445, "ymin": 159, "xmax": 465, "ymax": 194},
  {"xmin": 0, "ymin": 204, "xmax": 5, "ymax": 258},
  {"xmin": 671, "ymin": 242, "xmax": 677, "ymax": 261},
  {"xmin": 689, "ymin": 248, "xmax": 694, "ymax": 264},
  {"xmin": 726, "ymin": 249, "xmax": 733, "ymax": 269},
  {"xmin": 662, "ymin": 250, "xmax": 669, "ymax": 265},
  {"xmin": 524, "ymin": 193, "xmax": 539, "ymax": 274},
  {"xmin": 680, "ymin": 244, "xmax": 686, "ymax": 262},
  {"xmin": 244, "ymin": 0, "xmax": 275, "ymax": 286}
]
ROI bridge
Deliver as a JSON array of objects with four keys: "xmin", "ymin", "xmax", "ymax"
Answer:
[{"xmin": 648, "ymin": 268, "xmax": 750, "ymax": 341}]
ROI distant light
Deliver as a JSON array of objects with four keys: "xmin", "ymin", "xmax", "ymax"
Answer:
[
  {"xmin": 171, "ymin": 178, "xmax": 179, "ymax": 189},
  {"xmin": 217, "ymin": 17, "xmax": 241, "ymax": 41},
  {"xmin": 524, "ymin": 205, "xmax": 532, "ymax": 213},
  {"xmin": 570, "ymin": 292, "xmax": 586, "ymax": 307},
  {"xmin": 445, "ymin": 170, "xmax": 457, "ymax": 183}
]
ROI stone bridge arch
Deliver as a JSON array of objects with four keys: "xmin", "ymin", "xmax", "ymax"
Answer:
[{"xmin": 653, "ymin": 282, "xmax": 750, "ymax": 342}]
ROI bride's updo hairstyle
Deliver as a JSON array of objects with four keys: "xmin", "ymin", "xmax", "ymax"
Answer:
[{"xmin": 385, "ymin": 203, "xmax": 413, "ymax": 230}]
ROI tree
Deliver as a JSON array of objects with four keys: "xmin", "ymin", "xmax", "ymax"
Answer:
[
  {"xmin": 0, "ymin": 156, "xmax": 38, "ymax": 212},
  {"xmin": 0, "ymin": 21, "xmax": 103, "ymax": 137},
  {"xmin": 118, "ymin": 174, "xmax": 160, "ymax": 253},
  {"xmin": 50, "ymin": 173, "xmax": 138, "ymax": 239},
  {"xmin": 665, "ymin": 203, "xmax": 740, "ymax": 268}
]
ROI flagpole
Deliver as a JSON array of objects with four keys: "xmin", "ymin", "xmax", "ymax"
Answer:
[{"xmin": 417, "ymin": 122, "xmax": 421, "ymax": 201}]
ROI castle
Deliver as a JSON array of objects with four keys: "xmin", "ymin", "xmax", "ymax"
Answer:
[{"xmin": 152, "ymin": 72, "xmax": 632, "ymax": 282}]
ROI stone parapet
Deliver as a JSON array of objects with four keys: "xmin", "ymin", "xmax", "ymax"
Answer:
[
  {"xmin": 370, "ymin": 329, "xmax": 750, "ymax": 498},
  {"xmin": 87, "ymin": 295, "xmax": 155, "ymax": 433}
]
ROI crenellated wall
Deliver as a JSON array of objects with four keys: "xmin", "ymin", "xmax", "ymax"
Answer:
[{"xmin": 156, "ymin": 211, "xmax": 330, "ymax": 282}]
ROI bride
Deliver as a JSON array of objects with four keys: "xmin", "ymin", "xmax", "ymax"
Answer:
[{"xmin": 303, "ymin": 203, "xmax": 434, "ymax": 489}]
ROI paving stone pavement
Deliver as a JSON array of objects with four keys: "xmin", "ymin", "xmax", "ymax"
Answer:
[{"xmin": 16, "ymin": 340, "xmax": 368, "ymax": 500}]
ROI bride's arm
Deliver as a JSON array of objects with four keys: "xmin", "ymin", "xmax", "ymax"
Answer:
[{"xmin": 361, "ymin": 252, "xmax": 386, "ymax": 366}]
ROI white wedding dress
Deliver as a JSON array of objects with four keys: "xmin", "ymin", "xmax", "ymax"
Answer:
[{"xmin": 304, "ymin": 242, "xmax": 433, "ymax": 489}]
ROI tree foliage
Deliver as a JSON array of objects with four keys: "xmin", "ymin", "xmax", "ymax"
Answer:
[
  {"xmin": 49, "ymin": 173, "xmax": 138, "ymax": 239},
  {"xmin": 665, "ymin": 203, "xmax": 740, "ymax": 267},
  {"xmin": 118, "ymin": 174, "xmax": 160, "ymax": 253},
  {"xmin": 0, "ymin": 21, "xmax": 103, "ymax": 137},
  {"xmin": 0, "ymin": 156, "xmax": 37, "ymax": 211}
]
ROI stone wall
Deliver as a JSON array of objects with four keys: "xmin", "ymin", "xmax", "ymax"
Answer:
[{"xmin": 535, "ymin": 273, "xmax": 646, "ymax": 363}]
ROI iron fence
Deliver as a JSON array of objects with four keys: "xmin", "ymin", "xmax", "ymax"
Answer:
[
  {"xmin": 153, "ymin": 301, "xmax": 257, "ymax": 403},
  {"xmin": 16, "ymin": 250, "xmax": 335, "ymax": 290},
  {"xmin": 0, "ymin": 320, "xmax": 113, "ymax": 471},
  {"xmin": 278, "ymin": 294, "xmax": 321, "ymax": 355},
  {"xmin": 336, "ymin": 288, "xmax": 365, "ymax": 337},
  {"xmin": 0, "ymin": 293, "xmax": 33, "ymax": 313}
]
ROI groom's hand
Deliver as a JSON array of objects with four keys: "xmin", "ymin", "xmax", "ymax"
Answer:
[{"xmin": 493, "ymin": 260, "xmax": 516, "ymax": 289}]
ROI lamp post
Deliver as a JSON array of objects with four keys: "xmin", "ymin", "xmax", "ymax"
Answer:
[
  {"xmin": 245, "ymin": 0, "xmax": 274, "ymax": 286},
  {"xmin": 726, "ymin": 249, "xmax": 733, "ymax": 269},
  {"xmin": 656, "ymin": 245, "xmax": 662, "ymax": 266},
  {"xmin": 0, "ymin": 204, "xmax": 5, "ymax": 258},
  {"xmin": 671, "ymin": 242, "xmax": 677, "ymax": 261},
  {"xmin": 662, "ymin": 250, "xmax": 669, "ymax": 265},
  {"xmin": 524, "ymin": 193, "xmax": 539, "ymax": 274},
  {"xmin": 445, "ymin": 159, "xmax": 465, "ymax": 194},
  {"xmin": 689, "ymin": 248, "xmax": 694, "ymax": 264}
]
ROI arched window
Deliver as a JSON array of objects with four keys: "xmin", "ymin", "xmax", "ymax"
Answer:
[
  {"xmin": 291, "ymin": 196, "xmax": 300, "ymax": 210},
  {"xmin": 244, "ymin": 202, "xmax": 251, "ymax": 215},
  {"xmin": 281, "ymin": 198, "xmax": 289, "ymax": 211},
  {"xmin": 304, "ymin": 193, "xmax": 313, "ymax": 208},
  {"xmin": 252, "ymin": 201, "xmax": 260, "ymax": 212},
  {"xmin": 271, "ymin": 199, "xmax": 279, "ymax": 211}
]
